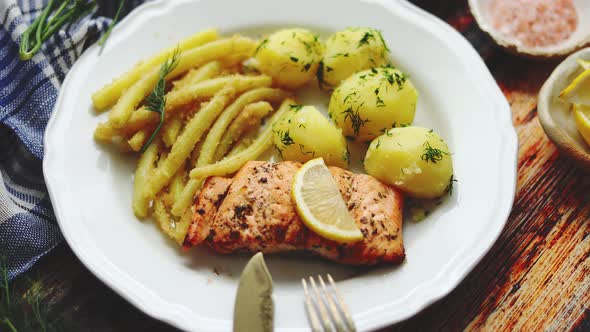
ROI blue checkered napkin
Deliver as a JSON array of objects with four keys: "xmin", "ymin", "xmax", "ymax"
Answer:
[{"xmin": 0, "ymin": 0, "xmax": 148, "ymax": 280}]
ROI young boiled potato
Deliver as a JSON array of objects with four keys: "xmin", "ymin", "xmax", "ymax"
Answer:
[
  {"xmin": 254, "ymin": 28, "xmax": 323, "ymax": 89},
  {"xmin": 273, "ymin": 105, "xmax": 348, "ymax": 167},
  {"xmin": 364, "ymin": 127, "xmax": 454, "ymax": 199},
  {"xmin": 318, "ymin": 27, "xmax": 390, "ymax": 89},
  {"xmin": 328, "ymin": 66, "xmax": 418, "ymax": 141}
]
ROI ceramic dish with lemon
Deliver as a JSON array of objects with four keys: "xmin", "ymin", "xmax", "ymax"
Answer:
[{"xmin": 539, "ymin": 48, "xmax": 590, "ymax": 168}]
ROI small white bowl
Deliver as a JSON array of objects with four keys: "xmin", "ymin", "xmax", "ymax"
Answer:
[
  {"xmin": 469, "ymin": 0, "xmax": 590, "ymax": 59},
  {"xmin": 538, "ymin": 47, "xmax": 590, "ymax": 168}
]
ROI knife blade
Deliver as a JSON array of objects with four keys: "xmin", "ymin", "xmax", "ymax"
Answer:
[{"xmin": 233, "ymin": 252, "xmax": 274, "ymax": 332}]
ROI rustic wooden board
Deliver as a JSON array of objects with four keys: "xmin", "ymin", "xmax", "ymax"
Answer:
[{"xmin": 10, "ymin": 1, "xmax": 590, "ymax": 331}]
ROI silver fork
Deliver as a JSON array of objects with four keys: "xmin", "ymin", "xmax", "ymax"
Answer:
[{"xmin": 302, "ymin": 274, "xmax": 356, "ymax": 332}]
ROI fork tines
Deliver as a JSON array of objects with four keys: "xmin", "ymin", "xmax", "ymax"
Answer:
[{"xmin": 302, "ymin": 274, "xmax": 356, "ymax": 332}]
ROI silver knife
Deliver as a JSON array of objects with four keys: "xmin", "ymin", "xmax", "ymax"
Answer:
[{"xmin": 233, "ymin": 252, "xmax": 274, "ymax": 332}]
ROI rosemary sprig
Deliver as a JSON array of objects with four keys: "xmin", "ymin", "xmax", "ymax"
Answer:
[
  {"xmin": 140, "ymin": 49, "xmax": 181, "ymax": 153},
  {"xmin": 19, "ymin": 0, "xmax": 125, "ymax": 60}
]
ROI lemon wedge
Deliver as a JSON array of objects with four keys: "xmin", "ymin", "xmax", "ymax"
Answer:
[
  {"xmin": 577, "ymin": 58, "xmax": 590, "ymax": 70},
  {"xmin": 292, "ymin": 158, "xmax": 363, "ymax": 243},
  {"xmin": 573, "ymin": 103, "xmax": 590, "ymax": 147},
  {"xmin": 560, "ymin": 68, "xmax": 590, "ymax": 105}
]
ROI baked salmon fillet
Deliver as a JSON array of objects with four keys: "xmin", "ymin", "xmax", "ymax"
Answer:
[{"xmin": 183, "ymin": 161, "xmax": 405, "ymax": 265}]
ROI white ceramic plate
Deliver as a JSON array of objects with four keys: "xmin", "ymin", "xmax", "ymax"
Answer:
[{"xmin": 44, "ymin": 0, "xmax": 517, "ymax": 331}]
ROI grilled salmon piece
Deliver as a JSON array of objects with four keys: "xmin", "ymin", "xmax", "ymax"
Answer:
[{"xmin": 184, "ymin": 161, "xmax": 405, "ymax": 265}]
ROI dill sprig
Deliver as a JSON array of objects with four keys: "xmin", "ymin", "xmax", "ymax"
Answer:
[
  {"xmin": 140, "ymin": 48, "xmax": 181, "ymax": 153},
  {"xmin": 19, "ymin": 0, "xmax": 125, "ymax": 60},
  {"xmin": 421, "ymin": 142, "xmax": 449, "ymax": 163},
  {"xmin": 342, "ymin": 105, "xmax": 369, "ymax": 137},
  {"xmin": 98, "ymin": 0, "xmax": 126, "ymax": 50},
  {"xmin": 0, "ymin": 255, "xmax": 59, "ymax": 332}
]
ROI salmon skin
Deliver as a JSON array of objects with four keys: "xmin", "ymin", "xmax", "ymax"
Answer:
[{"xmin": 183, "ymin": 161, "xmax": 405, "ymax": 265}]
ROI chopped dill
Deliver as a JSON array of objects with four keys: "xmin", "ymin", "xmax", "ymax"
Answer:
[
  {"xmin": 289, "ymin": 104, "xmax": 304, "ymax": 112},
  {"xmin": 317, "ymin": 60, "xmax": 326, "ymax": 89},
  {"xmin": 343, "ymin": 91, "xmax": 357, "ymax": 104},
  {"xmin": 376, "ymin": 30, "xmax": 391, "ymax": 52},
  {"xmin": 332, "ymin": 52, "xmax": 350, "ymax": 58},
  {"xmin": 303, "ymin": 63, "xmax": 312, "ymax": 72},
  {"xmin": 376, "ymin": 95, "xmax": 385, "ymax": 107},
  {"xmin": 375, "ymin": 139, "xmax": 382, "ymax": 149},
  {"xmin": 276, "ymin": 130, "xmax": 295, "ymax": 146},
  {"xmin": 445, "ymin": 175, "xmax": 458, "ymax": 195},
  {"xmin": 326, "ymin": 66, "xmax": 334, "ymax": 72},
  {"xmin": 274, "ymin": 145, "xmax": 284, "ymax": 159},
  {"xmin": 254, "ymin": 38, "xmax": 269, "ymax": 56},
  {"xmin": 420, "ymin": 142, "xmax": 449, "ymax": 163},
  {"xmin": 358, "ymin": 31, "xmax": 375, "ymax": 47},
  {"xmin": 342, "ymin": 105, "xmax": 369, "ymax": 136},
  {"xmin": 289, "ymin": 56, "xmax": 299, "ymax": 63},
  {"xmin": 342, "ymin": 147, "xmax": 350, "ymax": 163}
]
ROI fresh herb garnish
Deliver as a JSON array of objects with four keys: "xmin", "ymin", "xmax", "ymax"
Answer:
[
  {"xmin": 376, "ymin": 30, "xmax": 390, "ymax": 52},
  {"xmin": 289, "ymin": 56, "xmax": 299, "ymax": 63},
  {"xmin": 317, "ymin": 60, "xmax": 326, "ymax": 89},
  {"xmin": 254, "ymin": 38, "xmax": 269, "ymax": 56},
  {"xmin": 98, "ymin": 0, "xmax": 126, "ymax": 50},
  {"xmin": 342, "ymin": 105, "xmax": 369, "ymax": 136},
  {"xmin": 381, "ymin": 68, "xmax": 407, "ymax": 91},
  {"xmin": 420, "ymin": 142, "xmax": 449, "ymax": 163},
  {"xmin": 358, "ymin": 31, "xmax": 375, "ymax": 47},
  {"xmin": 276, "ymin": 130, "xmax": 295, "ymax": 146},
  {"xmin": 376, "ymin": 95, "xmax": 385, "ymax": 107},
  {"xmin": 0, "ymin": 255, "xmax": 60, "ymax": 332},
  {"xmin": 445, "ymin": 174, "xmax": 458, "ymax": 195},
  {"xmin": 19, "ymin": 0, "xmax": 125, "ymax": 60},
  {"xmin": 332, "ymin": 52, "xmax": 349, "ymax": 58},
  {"xmin": 140, "ymin": 49, "xmax": 181, "ymax": 153},
  {"xmin": 289, "ymin": 104, "xmax": 304, "ymax": 112},
  {"xmin": 303, "ymin": 63, "xmax": 312, "ymax": 72}
]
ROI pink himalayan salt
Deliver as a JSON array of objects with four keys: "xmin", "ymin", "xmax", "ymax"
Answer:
[{"xmin": 488, "ymin": 0, "xmax": 578, "ymax": 47}]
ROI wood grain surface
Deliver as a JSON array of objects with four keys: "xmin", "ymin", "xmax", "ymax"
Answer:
[{"xmin": 10, "ymin": 1, "xmax": 590, "ymax": 331}]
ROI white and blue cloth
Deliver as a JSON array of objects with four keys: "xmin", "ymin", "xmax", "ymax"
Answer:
[{"xmin": 0, "ymin": 0, "xmax": 147, "ymax": 280}]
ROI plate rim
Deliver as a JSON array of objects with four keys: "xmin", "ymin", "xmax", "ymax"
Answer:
[{"xmin": 43, "ymin": 0, "xmax": 518, "ymax": 330}]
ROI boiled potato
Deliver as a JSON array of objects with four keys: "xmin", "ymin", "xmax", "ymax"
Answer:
[
  {"xmin": 329, "ymin": 66, "xmax": 418, "ymax": 141},
  {"xmin": 273, "ymin": 105, "xmax": 348, "ymax": 167},
  {"xmin": 364, "ymin": 127, "xmax": 454, "ymax": 199},
  {"xmin": 318, "ymin": 27, "xmax": 390, "ymax": 89},
  {"xmin": 254, "ymin": 28, "xmax": 323, "ymax": 89}
]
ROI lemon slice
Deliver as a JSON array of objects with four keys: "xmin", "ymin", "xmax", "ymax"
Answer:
[
  {"xmin": 292, "ymin": 158, "xmax": 363, "ymax": 243},
  {"xmin": 573, "ymin": 103, "xmax": 590, "ymax": 147},
  {"xmin": 560, "ymin": 68, "xmax": 590, "ymax": 105},
  {"xmin": 577, "ymin": 58, "xmax": 590, "ymax": 70}
]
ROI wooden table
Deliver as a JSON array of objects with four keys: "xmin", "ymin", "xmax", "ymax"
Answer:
[{"xmin": 14, "ymin": 1, "xmax": 590, "ymax": 331}]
